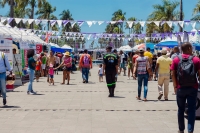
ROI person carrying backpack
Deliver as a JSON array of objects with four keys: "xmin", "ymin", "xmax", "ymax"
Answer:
[
  {"xmin": 171, "ymin": 42, "xmax": 200, "ymax": 133},
  {"xmin": 79, "ymin": 49, "xmax": 92, "ymax": 83},
  {"xmin": 0, "ymin": 51, "xmax": 12, "ymax": 105}
]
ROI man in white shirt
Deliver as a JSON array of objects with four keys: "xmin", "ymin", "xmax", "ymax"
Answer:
[
  {"xmin": 0, "ymin": 51, "xmax": 12, "ymax": 105},
  {"xmin": 55, "ymin": 54, "xmax": 60, "ymax": 75},
  {"xmin": 119, "ymin": 50, "xmax": 126, "ymax": 76}
]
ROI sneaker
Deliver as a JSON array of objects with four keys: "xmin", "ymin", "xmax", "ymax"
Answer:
[
  {"xmin": 3, "ymin": 99, "xmax": 6, "ymax": 105},
  {"xmin": 83, "ymin": 80, "xmax": 86, "ymax": 83},
  {"xmin": 27, "ymin": 91, "xmax": 36, "ymax": 95},
  {"xmin": 158, "ymin": 93, "xmax": 163, "ymax": 100},
  {"xmin": 165, "ymin": 99, "xmax": 168, "ymax": 101}
]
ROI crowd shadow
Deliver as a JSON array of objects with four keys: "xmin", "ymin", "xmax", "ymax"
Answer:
[
  {"xmin": 113, "ymin": 96, "xmax": 125, "ymax": 98},
  {"xmin": 0, "ymin": 105, "xmax": 20, "ymax": 108}
]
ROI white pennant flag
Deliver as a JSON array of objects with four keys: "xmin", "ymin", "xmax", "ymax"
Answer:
[
  {"xmin": 35, "ymin": 19, "xmax": 41, "ymax": 25},
  {"xmin": 71, "ymin": 21, "xmax": 76, "ymax": 28},
  {"xmin": 81, "ymin": 37, "xmax": 84, "ymax": 41},
  {"xmin": 57, "ymin": 20, "xmax": 63, "ymax": 27},
  {"xmin": 98, "ymin": 21, "xmax": 104, "ymax": 25},
  {"xmin": 1, "ymin": 17, "xmax": 7, "ymax": 23},
  {"xmin": 110, "ymin": 21, "xmax": 117, "ymax": 24},
  {"xmin": 127, "ymin": 21, "xmax": 133, "ymax": 28},
  {"xmin": 178, "ymin": 21, "xmax": 184, "ymax": 28},
  {"xmin": 87, "ymin": 34, "xmax": 92, "ymax": 40},
  {"xmin": 50, "ymin": 20, "xmax": 57, "ymax": 27},
  {"xmin": 190, "ymin": 21, "xmax": 196, "ymax": 29},
  {"xmin": 15, "ymin": 18, "xmax": 22, "ymax": 24},
  {"xmin": 86, "ymin": 21, "xmax": 93, "ymax": 27},
  {"xmin": 166, "ymin": 21, "xmax": 173, "ymax": 28},
  {"xmin": 28, "ymin": 19, "xmax": 34, "ymax": 25},
  {"xmin": 154, "ymin": 21, "xmax": 160, "ymax": 27},
  {"xmin": 92, "ymin": 21, "xmax": 97, "ymax": 24},
  {"xmin": 22, "ymin": 19, "xmax": 28, "ymax": 24},
  {"xmin": 146, "ymin": 21, "xmax": 152, "ymax": 24},
  {"xmin": 139, "ymin": 21, "xmax": 146, "ymax": 27},
  {"xmin": 173, "ymin": 21, "xmax": 179, "ymax": 26}
]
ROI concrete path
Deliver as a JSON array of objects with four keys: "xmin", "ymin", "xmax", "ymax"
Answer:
[{"xmin": 1, "ymin": 66, "xmax": 200, "ymax": 133}]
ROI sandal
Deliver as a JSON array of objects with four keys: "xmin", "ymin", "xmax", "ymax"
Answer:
[
  {"xmin": 60, "ymin": 83, "xmax": 65, "ymax": 85},
  {"xmin": 143, "ymin": 98, "xmax": 148, "ymax": 102},
  {"xmin": 136, "ymin": 96, "xmax": 141, "ymax": 100}
]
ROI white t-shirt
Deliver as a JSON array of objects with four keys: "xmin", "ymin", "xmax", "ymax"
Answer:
[
  {"xmin": 120, "ymin": 54, "xmax": 125, "ymax": 63},
  {"xmin": 99, "ymin": 68, "xmax": 103, "ymax": 74},
  {"xmin": 55, "ymin": 56, "xmax": 60, "ymax": 64}
]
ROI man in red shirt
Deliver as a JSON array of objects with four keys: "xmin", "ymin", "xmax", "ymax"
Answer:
[
  {"xmin": 171, "ymin": 42, "xmax": 200, "ymax": 133},
  {"xmin": 35, "ymin": 57, "xmax": 42, "ymax": 82}
]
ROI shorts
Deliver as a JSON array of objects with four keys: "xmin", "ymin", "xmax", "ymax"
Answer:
[
  {"xmin": 64, "ymin": 67, "xmax": 71, "ymax": 72},
  {"xmin": 128, "ymin": 64, "xmax": 133, "ymax": 69},
  {"xmin": 120, "ymin": 63, "xmax": 126, "ymax": 70},
  {"xmin": 49, "ymin": 75, "xmax": 54, "ymax": 78},
  {"xmin": 99, "ymin": 74, "xmax": 103, "ymax": 77},
  {"xmin": 42, "ymin": 64, "xmax": 46, "ymax": 69},
  {"xmin": 35, "ymin": 70, "xmax": 40, "ymax": 77}
]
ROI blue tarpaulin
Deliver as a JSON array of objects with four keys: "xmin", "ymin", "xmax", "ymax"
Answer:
[
  {"xmin": 51, "ymin": 47, "xmax": 72, "ymax": 53},
  {"xmin": 155, "ymin": 41, "xmax": 178, "ymax": 48}
]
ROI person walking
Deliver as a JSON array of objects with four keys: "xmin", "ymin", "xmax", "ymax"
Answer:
[
  {"xmin": 127, "ymin": 52, "xmax": 133, "ymax": 79},
  {"xmin": 27, "ymin": 49, "xmax": 36, "ymax": 95},
  {"xmin": 55, "ymin": 53, "xmax": 60, "ymax": 75},
  {"xmin": 0, "ymin": 51, "xmax": 12, "ymax": 105},
  {"xmin": 35, "ymin": 57, "xmax": 42, "ymax": 82},
  {"xmin": 152, "ymin": 54, "xmax": 157, "ymax": 81},
  {"xmin": 171, "ymin": 46, "xmax": 180, "ymax": 60},
  {"xmin": 133, "ymin": 48, "xmax": 153, "ymax": 101},
  {"xmin": 171, "ymin": 42, "xmax": 200, "ymax": 133},
  {"xmin": 103, "ymin": 46, "xmax": 118, "ymax": 97},
  {"xmin": 79, "ymin": 49, "xmax": 92, "ymax": 83},
  {"xmin": 41, "ymin": 53, "xmax": 47, "ymax": 77},
  {"xmin": 155, "ymin": 49, "xmax": 172, "ymax": 101},
  {"xmin": 56, "ymin": 52, "xmax": 72, "ymax": 85},
  {"xmin": 47, "ymin": 51, "xmax": 56, "ymax": 82},
  {"xmin": 144, "ymin": 47, "xmax": 153, "ymax": 65},
  {"xmin": 119, "ymin": 50, "xmax": 127, "ymax": 76},
  {"xmin": 113, "ymin": 49, "xmax": 120, "ymax": 82}
]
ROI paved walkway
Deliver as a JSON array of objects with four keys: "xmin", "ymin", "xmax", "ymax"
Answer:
[{"xmin": 1, "ymin": 66, "xmax": 200, "ymax": 133}]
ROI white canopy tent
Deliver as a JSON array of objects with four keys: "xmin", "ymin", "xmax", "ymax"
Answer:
[
  {"xmin": 0, "ymin": 22, "xmax": 46, "ymax": 44},
  {"xmin": 118, "ymin": 45, "xmax": 132, "ymax": 51},
  {"xmin": 62, "ymin": 45, "xmax": 72, "ymax": 49},
  {"xmin": 49, "ymin": 43, "xmax": 60, "ymax": 48}
]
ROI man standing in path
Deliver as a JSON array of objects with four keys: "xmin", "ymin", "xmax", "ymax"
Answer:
[
  {"xmin": 155, "ymin": 49, "xmax": 172, "ymax": 101},
  {"xmin": 103, "ymin": 46, "xmax": 118, "ymax": 97},
  {"xmin": 171, "ymin": 42, "xmax": 200, "ymax": 133},
  {"xmin": 79, "ymin": 49, "xmax": 92, "ymax": 83},
  {"xmin": 119, "ymin": 50, "xmax": 126, "ymax": 76},
  {"xmin": 0, "ymin": 51, "xmax": 12, "ymax": 105},
  {"xmin": 47, "ymin": 51, "xmax": 56, "ymax": 82}
]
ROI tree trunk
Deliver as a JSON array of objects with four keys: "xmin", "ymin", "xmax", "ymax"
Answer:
[
  {"xmin": 179, "ymin": 0, "xmax": 183, "ymax": 32},
  {"xmin": 30, "ymin": 3, "xmax": 35, "ymax": 29},
  {"xmin": 10, "ymin": 0, "xmax": 14, "ymax": 27}
]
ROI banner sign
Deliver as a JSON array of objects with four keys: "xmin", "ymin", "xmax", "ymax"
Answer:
[
  {"xmin": 13, "ymin": 54, "xmax": 22, "ymax": 85},
  {"xmin": 20, "ymin": 42, "xmax": 36, "ymax": 49},
  {"xmin": 0, "ymin": 38, "xmax": 13, "ymax": 69},
  {"xmin": 36, "ymin": 44, "xmax": 43, "ymax": 54}
]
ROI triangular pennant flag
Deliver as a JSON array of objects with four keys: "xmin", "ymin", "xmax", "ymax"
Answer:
[
  {"xmin": 81, "ymin": 37, "xmax": 84, "ymax": 41},
  {"xmin": 28, "ymin": 19, "xmax": 34, "ymax": 25},
  {"xmin": 98, "ymin": 21, "xmax": 104, "ymax": 25},
  {"xmin": 71, "ymin": 21, "xmax": 76, "ymax": 28},
  {"xmin": 110, "ymin": 21, "xmax": 117, "ymax": 24},
  {"xmin": 50, "ymin": 20, "xmax": 57, "ymax": 27},
  {"xmin": 127, "ymin": 21, "xmax": 133, "ymax": 28},
  {"xmin": 139, "ymin": 21, "xmax": 146, "ymax": 27},
  {"xmin": 1, "ymin": 17, "xmax": 7, "ymax": 23},
  {"xmin": 146, "ymin": 21, "xmax": 153, "ymax": 24},
  {"xmin": 63, "ymin": 20, "xmax": 69, "ymax": 26},
  {"xmin": 15, "ymin": 18, "xmax": 22, "ymax": 24},
  {"xmin": 92, "ymin": 21, "xmax": 97, "ymax": 24},
  {"xmin": 86, "ymin": 21, "xmax": 93, "ymax": 27},
  {"xmin": 7, "ymin": 18, "xmax": 13, "ymax": 24},
  {"xmin": 166, "ymin": 21, "xmax": 173, "ymax": 28},
  {"xmin": 22, "ymin": 19, "xmax": 28, "ymax": 24},
  {"xmin": 154, "ymin": 21, "xmax": 160, "ymax": 27},
  {"xmin": 77, "ymin": 21, "xmax": 84, "ymax": 27},
  {"xmin": 57, "ymin": 20, "xmax": 63, "ymax": 27},
  {"xmin": 41, "ymin": 19, "xmax": 48, "ymax": 25},
  {"xmin": 87, "ymin": 34, "xmax": 92, "ymax": 40},
  {"xmin": 35, "ymin": 19, "xmax": 41, "ymax": 25},
  {"xmin": 190, "ymin": 21, "xmax": 196, "ymax": 29},
  {"xmin": 173, "ymin": 21, "xmax": 179, "ymax": 26},
  {"xmin": 160, "ymin": 21, "xmax": 166, "ymax": 26},
  {"xmin": 178, "ymin": 21, "xmax": 184, "ymax": 28}
]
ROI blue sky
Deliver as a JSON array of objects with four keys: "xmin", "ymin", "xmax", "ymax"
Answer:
[{"xmin": 0, "ymin": 0, "xmax": 198, "ymax": 47}]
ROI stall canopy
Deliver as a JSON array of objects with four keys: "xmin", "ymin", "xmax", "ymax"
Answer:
[
  {"xmin": 0, "ymin": 22, "xmax": 45, "ymax": 44},
  {"xmin": 155, "ymin": 41, "xmax": 178, "ymax": 48},
  {"xmin": 133, "ymin": 43, "xmax": 155, "ymax": 51},
  {"xmin": 51, "ymin": 44, "xmax": 72, "ymax": 53},
  {"xmin": 119, "ymin": 45, "xmax": 132, "ymax": 51}
]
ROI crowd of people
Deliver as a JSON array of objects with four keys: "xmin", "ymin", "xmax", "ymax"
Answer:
[{"xmin": 0, "ymin": 42, "xmax": 199, "ymax": 133}]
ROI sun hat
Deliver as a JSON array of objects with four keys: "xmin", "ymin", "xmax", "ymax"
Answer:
[
  {"xmin": 65, "ymin": 52, "xmax": 70, "ymax": 56},
  {"xmin": 138, "ymin": 48, "xmax": 145, "ymax": 52},
  {"xmin": 161, "ymin": 49, "xmax": 168, "ymax": 54}
]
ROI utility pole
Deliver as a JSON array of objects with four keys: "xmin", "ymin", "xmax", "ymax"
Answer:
[
  {"xmin": 179, "ymin": 0, "xmax": 183, "ymax": 32},
  {"xmin": 9, "ymin": 0, "xmax": 15, "ymax": 27}
]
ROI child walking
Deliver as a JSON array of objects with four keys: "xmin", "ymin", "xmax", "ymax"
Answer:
[
  {"xmin": 49, "ymin": 64, "xmax": 55, "ymax": 85},
  {"xmin": 98, "ymin": 64, "xmax": 103, "ymax": 82}
]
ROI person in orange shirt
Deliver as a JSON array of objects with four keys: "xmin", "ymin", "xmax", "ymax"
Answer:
[
  {"xmin": 79, "ymin": 49, "xmax": 92, "ymax": 83},
  {"xmin": 35, "ymin": 57, "xmax": 42, "ymax": 82}
]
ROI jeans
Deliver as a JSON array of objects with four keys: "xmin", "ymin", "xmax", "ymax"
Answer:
[
  {"xmin": 137, "ymin": 74, "xmax": 149, "ymax": 98},
  {"xmin": 177, "ymin": 87, "xmax": 198, "ymax": 133},
  {"xmin": 27, "ymin": 68, "xmax": 35, "ymax": 92},
  {"xmin": 82, "ymin": 68, "xmax": 90, "ymax": 82},
  {"xmin": 0, "ymin": 72, "xmax": 6, "ymax": 99}
]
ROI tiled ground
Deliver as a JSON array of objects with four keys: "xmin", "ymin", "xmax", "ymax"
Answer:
[{"xmin": 1, "ymin": 66, "xmax": 200, "ymax": 133}]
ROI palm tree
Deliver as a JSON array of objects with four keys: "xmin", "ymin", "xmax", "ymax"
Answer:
[
  {"xmin": 36, "ymin": 1, "xmax": 56, "ymax": 30},
  {"xmin": 112, "ymin": 9, "xmax": 126, "ymax": 34},
  {"xmin": 147, "ymin": 0, "xmax": 180, "ymax": 34},
  {"xmin": 0, "ymin": 0, "xmax": 15, "ymax": 26},
  {"xmin": 125, "ymin": 17, "xmax": 143, "ymax": 34},
  {"xmin": 191, "ymin": 0, "xmax": 200, "ymax": 21},
  {"xmin": 15, "ymin": 0, "xmax": 45, "ymax": 28}
]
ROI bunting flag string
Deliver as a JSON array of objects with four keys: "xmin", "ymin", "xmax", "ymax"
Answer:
[{"xmin": 1, "ymin": 16, "xmax": 200, "ymax": 29}]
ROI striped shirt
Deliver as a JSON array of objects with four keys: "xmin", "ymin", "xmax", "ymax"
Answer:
[{"xmin": 136, "ymin": 56, "xmax": 150, "ymax": 75}]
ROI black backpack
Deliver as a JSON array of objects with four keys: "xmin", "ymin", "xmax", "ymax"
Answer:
[
  {"xmin": 123, "ymin": 53, "xmax": 128, "ymax": 62},
  {"xmin": 177, "ymin": 55, "xmax": 197, "ymax": 87}
]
